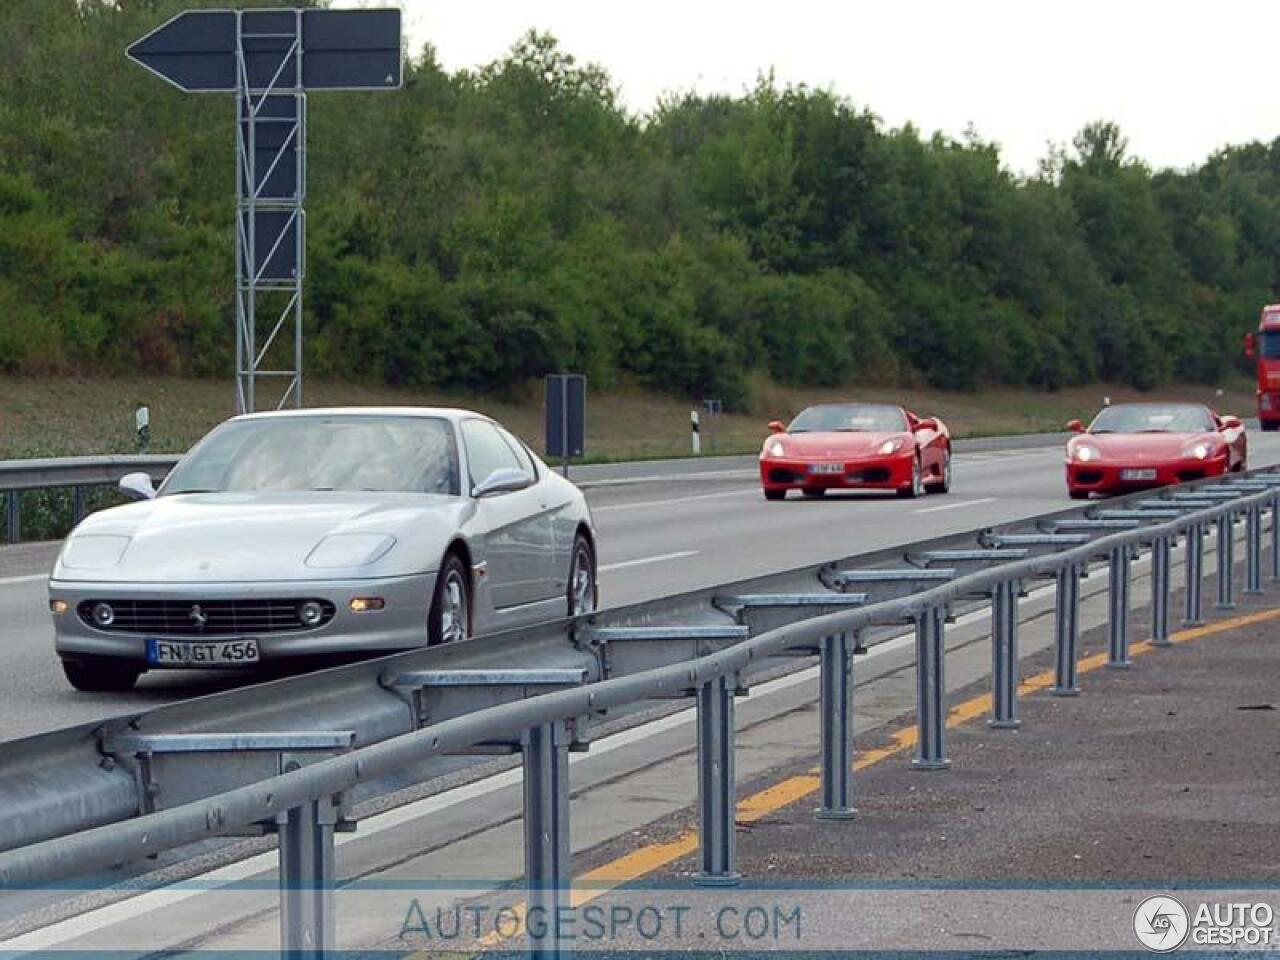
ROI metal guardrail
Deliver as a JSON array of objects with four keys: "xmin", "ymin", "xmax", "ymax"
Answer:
[
  {"xmin": 1, "ymin": 470, "xmax": 1279, "ymax": 958},
  {"xmin": 0, "ymin": 455, "xmax": 180, "ymax": 544}
]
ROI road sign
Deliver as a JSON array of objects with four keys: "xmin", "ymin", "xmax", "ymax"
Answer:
[
  {"xmin": 546, "ymin": 375, "xmax": 587, "ymax": 474},
  {"xmin": 127, "ymin": 9, "xmax": 402, "ymax": 93},
  {"xmin": 127, "ymin": 8, "xmax": 401, "ymax": 415}
]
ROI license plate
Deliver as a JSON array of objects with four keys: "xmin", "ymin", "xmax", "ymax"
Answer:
[
  {"xmin": 807, "ymin": 463, "xmax": 844, "ymax": 475},
  {"xmin": 1121, "ymin": 468, "xmax": 1157, "ymax": 481},
  {"xmin": 146, "ymin": 638, "xmax": 260, "ymax": 666}
]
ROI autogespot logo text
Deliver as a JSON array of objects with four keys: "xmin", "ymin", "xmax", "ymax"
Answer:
[{"xmin": 1133, "ymin": 895, "xmax": 1190, "ymax": 952}]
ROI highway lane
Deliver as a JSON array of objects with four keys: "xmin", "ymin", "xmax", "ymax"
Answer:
[{"xmin": 4, "ymin": 436, "xmax": 1280, "ymax": 741}]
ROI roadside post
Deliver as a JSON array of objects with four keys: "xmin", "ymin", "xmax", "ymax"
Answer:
[
  {"xmin": 126, "ymin": 7, "xmax": 402, "ymax": 414},
  {"xmin": 135, "ymin": 405, "xmax": 150, "ymax": 453},
  {"xmin": 691, "ymin": 410, "xmax": 701, "ymax": 454},
  {"xmin": 545, "ymin": 374, "xmax": 586, "ymax": 478}
]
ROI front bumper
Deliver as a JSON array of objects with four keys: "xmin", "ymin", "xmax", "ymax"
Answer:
[
  {"xmin": 48, "ymin": 572, "xmax": 436, "ymax": 666},
  {"xmin": 761, "ymin": 453, "xmax": 914, "ymax": 492},
  {"xmin": 1065, "ymin": 456, "xmax": 1228, "ymax": 495}
]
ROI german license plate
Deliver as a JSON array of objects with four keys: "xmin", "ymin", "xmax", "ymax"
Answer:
[
  {"xmin": 146, "ymin": 638, "xmax": 260, "ymax": 666},
  {"xmin": 1121, "ymin": 468, "xmax": 1157, "ymax": 481},
  {"xmin": 807, "ymin": 463, "xmax": 844, "ymax": 475}
]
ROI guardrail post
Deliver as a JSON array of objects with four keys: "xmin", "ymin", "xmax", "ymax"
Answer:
[
  {"xmin": 912, "ymin": 606, "xmax": 949, "ymax": 769},
  {"xmin": 1151, "ymin": 535, "xmax": 1172, "ymax": 647},
  {"xmin": 278, "ymin": 792, "xmax": 338, "ymax": 960},
  {"xmin": 523, "ymin": 720, "xmax": 570, "ymax": 958},
  {"xmin": 1216, "ymin": 512, "xmax": 1235, "ymax": 609},
  {"xmin": 1271, "ymin": 492, "xmax": 1280, "ymax": 583},
  {"xmin": 1052, "ymin": 562, "xmax": 1081, "ymax": 695},
  {"xmin": 1107, "ymin": 547, "xmax": 1131, "ymax": 669},
  {"xmin": 4, "ymin": 491, "xmax": 18, "ymax": 545},
  {"xmin": 1246, "ymin": 504, "xmax": 1263, "ymax": 595},
  {"xmin": 694, "ymin": 673, "xmax": 740, "ymax": 885},
  {"xmin": 1184, "ymin": 522, "xmax": 1204, "ymax": 627},
  {"xmin": 816, "ymin": 633, "xmax": 856, "ymax": 820},
  {"xmin": 989, "ymin": 579, "xmax": 1020, "ymax": 729},
  {"xmin": 72, "ymin": 485, "xmax": 87, "ymax": 526}
]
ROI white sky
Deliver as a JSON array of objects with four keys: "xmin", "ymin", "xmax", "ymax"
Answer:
[{"xmin": 337, "ymin": 0, "xmax": 1280, "ymax": 176}]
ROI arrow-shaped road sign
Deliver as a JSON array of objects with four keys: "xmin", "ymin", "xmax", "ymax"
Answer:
[{"xmin": 127, "ymin": 8, "xmax": 401, "ymax": 93}]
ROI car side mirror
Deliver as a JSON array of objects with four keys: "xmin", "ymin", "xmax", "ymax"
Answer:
[
  {"xmin": 1220, "ymin": 415, "xmax": 1243, "ymax": 431},
  {"xmin": 472, "ymin": 467, "xmax": 530, "ymax": 498},
  {"xmin": 118, "ymin": 472, "xmax": 157, "ymax": 501},
  {"xmin": 767, "ymin": 420, "xmax": 786, "ymax": 434},
  {"xmin": 1066, "ymin": 419, "xmax": 1086, "ymax": 434},
  {"xmin": 1244, "ymin": 332, "xmax": 1256, "ymax": 359},
  {"xmin": 914, "ymin": 417, "xmax": 938, "ymax": 431}
]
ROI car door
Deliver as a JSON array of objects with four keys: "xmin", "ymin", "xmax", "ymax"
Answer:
[{"xmin": 461, "ymin": 419, "xmax": 555, "ymax": 609}]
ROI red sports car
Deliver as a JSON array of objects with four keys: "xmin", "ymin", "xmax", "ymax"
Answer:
[
  {"xmin": 1065, "ymin": 402, "xmax": 1247, "ymax": 499},
  {"xmin": 759, "ymin": 403, "xmax": 951, "ymax": 501}
]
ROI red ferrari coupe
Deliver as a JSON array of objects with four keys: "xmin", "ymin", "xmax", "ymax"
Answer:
[
  {"xmin": 759, "ymin": 403, "xmax": 951, "ymax": 501},
  {"xmin": 1065, "ymin": 402, "xmax": 1247, "ymax": 499}
]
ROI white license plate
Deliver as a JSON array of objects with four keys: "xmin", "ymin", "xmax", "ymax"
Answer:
[
  {"xmin": 146, "ymin": 638, "xmax": 260, "ymax": 666},
  {"xmin": 1121, "ymin": 468, "xmax": 1157, "ymax": 481},
  {"xmin": 807, "ymin": 463, "xmax": 844, "ymax": 475}
]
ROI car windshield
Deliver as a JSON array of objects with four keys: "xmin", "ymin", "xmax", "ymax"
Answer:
[
  {"xmin": 1089, "ymin": 404, "xmax": 1215, "ymax": 434},
  {"xmin": 1259, "ymin": 330, "xmax": 1280, "ymax": 359},
  {"xmin": 162, "ymin": 416, "xmax": 461, "ymax": 495},
  {"xmin": 787, "ymin": 404, "xmax": 907, "ymax": 433}
]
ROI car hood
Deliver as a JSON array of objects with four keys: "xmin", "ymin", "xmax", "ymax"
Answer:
[
  {"xmin": 1071, "ymin": 432, "xmax": 1219, "ymax": 462},
  {"xmin": 777, "ymin": 431, "xmax": 908, "ymax": 458},
  {"xmin": 54, "ymin": 492, "xmax": 471, "ymax": 583}
]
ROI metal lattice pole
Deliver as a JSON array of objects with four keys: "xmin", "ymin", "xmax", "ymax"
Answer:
[
  {"xmin": 694, "ymin": 674, "xmax": 740, "ymax": 885},
  {"xmin": 1107, "ymin": 547, "xmax": 1131, "ymax": 668},
  {"xmin": 989, "ymin": 579, "xmax": 1021, "ymax": 728},
  {"xmin": 523, "ymin": 721, "xmax": 570, "ymax": 959},
  {"xmin": 816, "ymin": 633, "xmax": 856, "ymax": 820},
  {"xmin": 1216, "ymin": 512, "xmax": 1235, "ymax": 609},
  {"xmin": 912, "ymin": 607, "xmax": 950, "ymax": 769},
  {"xmin": 1052, "ymin": 563, "xmax": 1081, "ymax": 695}
]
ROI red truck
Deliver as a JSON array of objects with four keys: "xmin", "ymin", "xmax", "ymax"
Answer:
[{"xmin": 1244, "ymin": 304, "xmax": 1280, "ymax": 431}]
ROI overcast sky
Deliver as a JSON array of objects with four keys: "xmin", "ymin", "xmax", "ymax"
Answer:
[{"xmin": 338, "ymin": 0, "xmax": 1280, "ymax": 176}]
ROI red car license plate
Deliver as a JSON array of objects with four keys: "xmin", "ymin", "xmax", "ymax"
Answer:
[
  {"xmin": 807, "ymin": 463, "xmax": 844, "ymax": 475},
  {"xmin": 1121, "ymin": 468, "xmax": 1156, "ymax": 481}
]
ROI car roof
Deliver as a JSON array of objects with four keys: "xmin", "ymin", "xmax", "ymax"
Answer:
[{"xmin": 229, "ymin": 406, "xmax": 490, "ymax": 424}]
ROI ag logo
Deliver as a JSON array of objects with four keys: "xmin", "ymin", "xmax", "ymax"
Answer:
[{"xmin": 1134, "ymin": 895, "xmax": 1190, "ymax": 952}]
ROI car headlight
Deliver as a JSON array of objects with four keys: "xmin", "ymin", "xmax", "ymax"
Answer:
[
  {"xmin": 60, "ymin": 535, "xmax": 131, "ymax": 570},
  {"xmin": 765, "ymin": 440, "xmax": 786, "ymax": 458},
  {"xmin": 1183, "ymin": 442, "xmax": 1213, "ymax": 461},
  {"xmin": 305, "ymin": 534, "xmax": 396, "ymax": 569},
  {"xmin": 1073, "ymin": 445, "xmax": 1099, "ymax": 463},
  {"xmin": 878, "ymin": 437, "xmax": 905, "ymax": 455}
]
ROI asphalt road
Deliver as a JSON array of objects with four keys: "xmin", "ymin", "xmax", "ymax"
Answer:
[{"xmin": 4, "ymin": 434, "xmax": 1280, "ymax": 741}]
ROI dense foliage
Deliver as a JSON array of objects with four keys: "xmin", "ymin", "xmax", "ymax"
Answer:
[{"xmin": 3, "ymin": 0, "xmax": 1278, "ymax": 408}]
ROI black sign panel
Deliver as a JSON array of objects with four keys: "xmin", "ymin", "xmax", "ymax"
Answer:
[
  {"xmin": 239, "ymin": 209, "xmax": 303, "ymax": 284},
  {"xmin": 546, "ymin": 375, "xmax": 587, "ymax": 460},
  {"xmin": 127, "ymin": 8, "xmax": 401, "ymax": 93},
  {"xmin": 240, "ymin": 95, "xmax": 301, "ymax": 200}
]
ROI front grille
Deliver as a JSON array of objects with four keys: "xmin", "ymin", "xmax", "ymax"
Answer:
[
  {"xmin": 768, "ymin": 468, "xmax": 802, "ymax": 484},
  {"xmin": 1075, "ymin": 471, "xmax": 1103, "ymax": 484},
  {"xmin": 1176, "ymin": 469, "xmax": 1206, "ymax": 482},
  {"xmin": 78, "ymin": 598, "xmax": 336, "ymax": 635},
  {"xmin": 848, "ymin": 467, "xmax": 891, "ymax": 483}
]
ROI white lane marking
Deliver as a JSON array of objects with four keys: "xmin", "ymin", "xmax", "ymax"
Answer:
[
  {"xmin": 913, "ymin": 497, "xmax": 998, "ymax": 515},
  {"xmin": 599, "ymin": 550, "xmax": 700, "ymax": 573},
  {"xmin": 0, "ymin": 574, "xmax": 47, "ymax": 587},
  {"xmin": 592, "ymin": 488, "xmax": 757, "ymax": 512}
]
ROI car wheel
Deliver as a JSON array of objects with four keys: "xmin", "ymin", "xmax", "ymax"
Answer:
[
  {"xmin": 801, "ymin": 487, "xmax": 826, "ymax": 498},
  {"xmin": 62, "ymin": 656, "xmax": 142, "ymax": 693},
  {"xmin": 1263, "ymin": 422, "xmax": 1278, "ymax": 433},
  {"xmin": 568, "ymin": 534, "xmax": 597, "ymax": 617},
  {"xmin": 428, "ymin": 552, "xmax": 471, "ymax": 645},
  {"xmin": 763, "ymin": 489, "xmax": 786, "ymax": 501},
  {"xmin": 898, "ymin": 457, "xmax": 924, "ymax": 498},
  {"xmin": 926, "ymin": 448, "xmax": 952, "ymax": 494}
]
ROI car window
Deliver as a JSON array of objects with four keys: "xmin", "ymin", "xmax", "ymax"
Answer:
[
  {"xmin": 1089, "ymin": 404, "xmax": 1215, "ymax": 434},
  {"xmin": 496, "ymin": 426, "xmax": 537, "ymax": 482},
  {"xmin": 787, "ymin": 404, "xmax": 908, "ymax": 433},
  {"xmin": 462, "ymin": 419, "xmax": 524, "ymax": 488}
]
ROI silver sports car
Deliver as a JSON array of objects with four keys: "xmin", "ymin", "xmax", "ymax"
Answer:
[{"xmin": 48, "ymin": 408, "xmax": 599, "ymax": 692}]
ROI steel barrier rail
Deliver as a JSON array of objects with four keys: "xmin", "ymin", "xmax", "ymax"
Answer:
[
  {"xmin": 0, "ymin": 455, "xmax": 180, "ymax": 544},
  {"xmin": 2, "ymin": 471, "xmax": 1279, "ymax": 959}
]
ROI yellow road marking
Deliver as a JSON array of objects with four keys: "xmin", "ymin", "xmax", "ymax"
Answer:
[{"xmin": 450, "ymin": 606, "xmax": 1280, "ymax": 952}]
